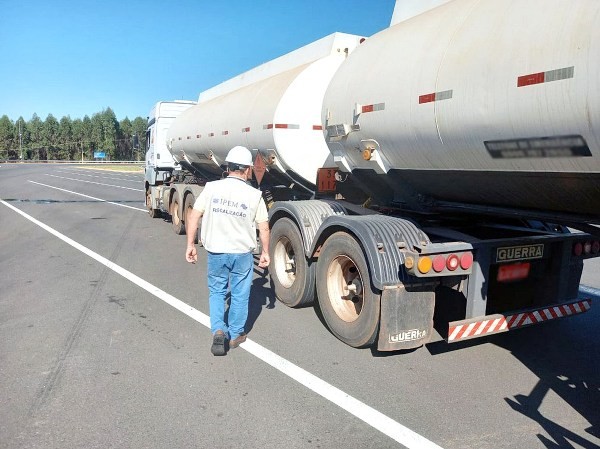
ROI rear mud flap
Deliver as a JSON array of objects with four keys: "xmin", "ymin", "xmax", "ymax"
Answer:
[{"xmin": 377, "ymin": 284, "xmax": 435, "ymax": 351}]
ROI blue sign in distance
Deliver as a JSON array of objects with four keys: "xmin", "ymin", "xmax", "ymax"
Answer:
[{"xmin": 94, "ymin": 152, "xmax": 106, "ymax": 158}]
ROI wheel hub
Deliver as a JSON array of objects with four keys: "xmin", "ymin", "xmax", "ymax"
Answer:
[
  {"xmin": 327, "ymin": 256, "xmax": 364, "ymax": 322},
  {"xmin": 274, "ymin": 237, "xmax": 296, "ymax": 288}
]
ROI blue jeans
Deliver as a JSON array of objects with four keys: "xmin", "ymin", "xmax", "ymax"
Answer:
[{"xmin": 206, "ymin": 251, "xmax": 253, "ymax": 340}]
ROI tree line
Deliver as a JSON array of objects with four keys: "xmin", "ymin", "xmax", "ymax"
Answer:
[{"xmin": 0, "ymin": 108, "xmax": 147, "ymax": 161}]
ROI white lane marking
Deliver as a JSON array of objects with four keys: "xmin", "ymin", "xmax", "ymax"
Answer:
[
  {"xmin": 45, "ymin": 174, "xmax": 144, "ymax": 192},
  {"xmin": 29, "ymin": 181, "xmax": 146, "ymax": 212},
  {"xmin": 1, "ymin": 198, "xmax": 444, "ymax": 449}
]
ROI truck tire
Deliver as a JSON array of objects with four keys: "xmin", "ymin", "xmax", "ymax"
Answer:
[
  {"xmin": 171, "ymin": 191, "xmax": 185, "ymax": 235},
  {"xmin": 146, "ymin": 188, "xmax": 161, "ymax": 218},
  {"xmin": 316, "ymin": 232, "xmax": 380, "ymax": 348},
  {"xmin": 270, "ymin": 217, "xmax": 316, "ymax": 307},
  {"xmin": 184, "ymin": 193, "xmax": 198, "ymax": 244}
]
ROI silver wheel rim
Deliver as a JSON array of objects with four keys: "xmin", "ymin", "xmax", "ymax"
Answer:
[
  {"xmin": 273, "ymin": 237, "xmax": 295, "ymax": 288},
  {"xmin": 326, "ymin": 255, "xmax": 363, "ymax": 323}
]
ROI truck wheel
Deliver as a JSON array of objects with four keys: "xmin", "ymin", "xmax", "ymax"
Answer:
[
  {"xmin": 270, "ymin": 217, "xmax": 316, "ymax": 307},
  {"xmin": 316, "ymin": 232, "xmax": 380, "ymax": 348},
  {"xmin": 171, "ymin": 191, "xmax": 185, "ymax": 235},
  {"xmin": 146, "ymin": 188, "xmax": 160, "ymax": 218},
  {"xmin": 184, "ymin": 193, "xmax": 198, "ymax": 244}
]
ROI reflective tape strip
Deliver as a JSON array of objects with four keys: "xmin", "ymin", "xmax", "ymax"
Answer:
[
  {"xmin": 242, "ymin": 127, "xmax": 250, "ymax": 133},
  {"xmin": 419, "ymin": 90, "xmax": 453, "ymax": 104},
  {"xmin": 222, "ymin": 131, "xmax": 229, "ymax": 135},
  {"xmin": 263, "ymin": 124, "xmax": 300, "ymax": 129},
  {"xmin": 517, "ymin": 66, "xmax": 574, "ymax": 87},
  {"xmin": 448, "ymin": 299, "xmax": 591, "ymax": 342},
  {"xmin": 313, "ymin": 125, "xmax": 323, "ymax": 130},
  {"xmin": 361, "ymin": 103, "xmax": 385, "ymax": 113}
]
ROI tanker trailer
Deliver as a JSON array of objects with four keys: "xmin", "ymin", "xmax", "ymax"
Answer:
[
  {"xmin": 157, "ymin": 0, "xmax": 599, "ymax": 352},
  {"xmin": 166, "ymin": 32, "xmax": 365, "ymax": 202},
  {"xmin": 154, "ymin": 33, "xmax": 364, "ymax": 239},
  {"xmin": 266, "ymin": 0, "xmax": 600, "ymax": 351}
]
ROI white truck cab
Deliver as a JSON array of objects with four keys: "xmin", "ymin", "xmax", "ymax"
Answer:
[{"xmin": 145, "ymin": 100, "xmax": 196, "ymax": 185}]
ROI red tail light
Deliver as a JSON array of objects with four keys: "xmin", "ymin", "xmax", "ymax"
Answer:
[
  {"xmin": 460, "ymin": 252, "xmax": 474, "ymax": 270},
  {"xmin": 592, "ymin": 241, "xmax": 600, "ymax": 254},
  {"xmin": 432, "ymin": 255, "xmax": 446, "ymax": 273},
  {"xmin": 573, "ymin": 242, "xmax": 583, "ymax": 256}
]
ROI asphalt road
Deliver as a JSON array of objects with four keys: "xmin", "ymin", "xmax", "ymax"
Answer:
[{"xmin": 1, "ymin": 164, "xmax": 598, "ymax": 449}]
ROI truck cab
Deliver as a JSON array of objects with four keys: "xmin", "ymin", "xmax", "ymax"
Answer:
[{"xmin": 145, "ymin": 100, "xmax": 196, "ymax": 186}]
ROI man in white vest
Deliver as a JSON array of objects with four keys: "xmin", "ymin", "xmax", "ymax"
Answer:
[{"xmin": 185, "ymin": 146, "xmax": 270, "ymax": 356}]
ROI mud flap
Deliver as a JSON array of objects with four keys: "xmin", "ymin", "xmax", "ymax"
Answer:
[{"xmin": 377, "ymin": 284, "xmax": 436, "ymax": 351}]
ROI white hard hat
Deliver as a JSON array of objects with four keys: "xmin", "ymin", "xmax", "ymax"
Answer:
[{"xmin": 225, "ymin": 146, "xmax": 253, "ymax": 167}]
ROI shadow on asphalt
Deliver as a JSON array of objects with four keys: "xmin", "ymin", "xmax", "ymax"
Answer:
[
  {"xmin": 246, "ymin": 266, "xmax": 276, "ymax": 334},
  {"xmin": 427, "ymin": 288, "xmax": 600, "ymax": 449},
  {"xmin": 493, "ymin": 318, "xmax": 599, "ymax": 449}
]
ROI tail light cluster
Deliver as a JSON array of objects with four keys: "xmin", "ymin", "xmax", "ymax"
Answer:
[
  {"xmin": 572, "ymin": 240, "xmax": 600, "ymax": 257},
  {"xmin": 405, "ymin": 251, "xmax": 474, "ymax": 276}
]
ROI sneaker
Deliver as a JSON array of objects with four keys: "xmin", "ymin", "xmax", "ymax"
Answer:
[
  {"xmin": 229, "ymin": 333, "xmax": 247, "ymax": 349},
  {"xmin": 211, "ymin": 330, "xmax": 227, "ymax": 356}
]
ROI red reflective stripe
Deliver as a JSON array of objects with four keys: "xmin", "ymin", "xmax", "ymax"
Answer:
[
  {"xmin": 275, "ymin": 124, "xmax": 288, "ymax": 129},
  {"xmin": 313, "ymin": 125, "xmax": 323, "ymax": 130},
  {"xmin": 517, "ymin": 72, "xmax": 545, "ymax": 87},
  {"xmin": 568, "ymin": 304, "xmax": 578, "ymax": 314},
  {"xmin": 362, "ymin": 104, "xmax": 374, "ymax": 113},
  {"xmin": 448, "ymin": 326, "xmax": 457, "ymax": 339},
  {"xmin": 480, "ymin": 319, "xmax": 495, "ymax": 334},
  {"xmin": 516, "ymin": 313, "xmax": 529, "ymax": 327},
  {"xmin": 456, "ymin": 323, "xmax": 473, "ymax": 340},
  {"xmin": 450, "ymin": 299, "xmax": 591, "ymax": 342},
  {"xmin": 507, "ymin": 313, "xmax": 521, "ymax": 327},
  {"xmin": 419, "ymin": 93, "xmax": 436, "ymax": 104},
  {"xmin": 456, "ymin": 326, "xmax": 470, "ymax": 339},
  {"xmin": 451, "ymin": 325, "xmax": 466, "ymax": 340}
]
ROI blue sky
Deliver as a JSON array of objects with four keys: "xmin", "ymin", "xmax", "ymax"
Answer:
[{"xmin": 0, "ymin": 0, "xmax": 395, "ymax": 122}]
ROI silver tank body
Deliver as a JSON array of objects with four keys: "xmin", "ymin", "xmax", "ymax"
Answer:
[
  {"xmin": 322, "ymin": 0, "xmax": 600, "ymax": 218},
  {"xmin": 167, "ymin": 33, "xmax": 364, "ymax": 185}
]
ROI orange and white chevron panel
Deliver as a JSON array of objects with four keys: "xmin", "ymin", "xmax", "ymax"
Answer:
[{"xmin": 448, "ymin": 299, "xmax": 592, "ymax": 342}]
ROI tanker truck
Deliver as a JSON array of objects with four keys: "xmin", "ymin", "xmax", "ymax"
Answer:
[{"xmin": 145, "ymin": 0, "xmax": 600, "ymax": 351}]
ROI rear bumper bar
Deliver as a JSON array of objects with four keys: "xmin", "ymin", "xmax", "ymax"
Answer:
[{"xmin": 447, "ymin": 298, "xmax": 592, "ymax": 343}]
